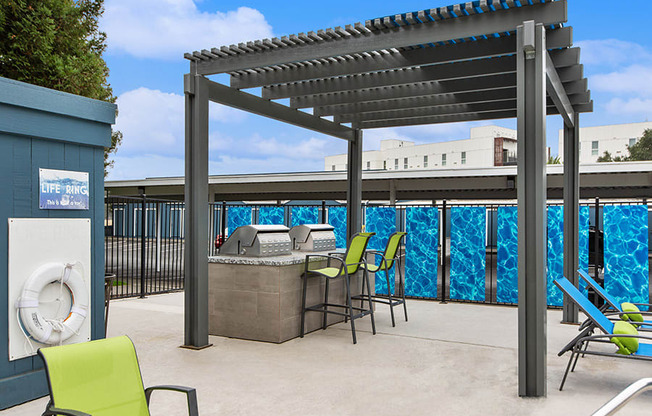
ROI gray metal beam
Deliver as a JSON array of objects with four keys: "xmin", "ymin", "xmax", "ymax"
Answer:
[
  {"xmin": 318, "ymin": 90, "xmax": 590, "ymax": 117},
  {"xmin": 198, "ymin": 1, "xmax": 567, "ymax": 74},
  {"xmin": 228, "ymin": 25, "xmax": 572, "ymax": 88},
  {"xmin": 263, "ymin": 56, "xmax": 518, "ymax": 99},
  {"xmin": 203, "ymin": 78, "xmax": 355, "ymax": 141},
  {"xmin": 341, "ymin": 99, "xmax": 519, "ymax": 124},
  {"xmin": 517, "ymin": 21, "xmax": 547, "ymax": 398},
  {"xmin": 562, "ymin": 112, "xmax": 581, "ymax": 324},
  {"xmin": 356, "ymin": 102, "xmax": 593, "ymax": 129},
  {"xmin": 336, "ymin": 93, "xmax": 591, "ymax": 124},
  {"xmin": 183, "ymin": 73, "xmax": 210, "ymax": 349},
  {"xmin": 347, "ymin": 130, "xmax": 363, "ymax": 240},
  {"xmin": 317, "ymin": 88, "xmax": 518, "ymax": 116},
  {"xmin": 546, "ymin": 51, "xmax": 575, "ymax": 127},
  {"xmin": 262, "ymin": 50, "xmax": 579, "ymax": 99},
  {"xmin": 291, "ymin": 72, "xmax": 586, "ymax": 109}
]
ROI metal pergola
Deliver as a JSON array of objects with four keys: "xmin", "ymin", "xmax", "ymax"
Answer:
[{"xmin": 183, "ymin": 0, "xmax": 591, "ymax": 397}]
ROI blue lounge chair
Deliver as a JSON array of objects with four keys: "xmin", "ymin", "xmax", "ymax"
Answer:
[
  {"xmin": 554, "ymin": 277, "xmax": 652, "ymax": 391},
  {"xmin": 577, "ymin": 270, "xmax": 652, "ymax": 329}
]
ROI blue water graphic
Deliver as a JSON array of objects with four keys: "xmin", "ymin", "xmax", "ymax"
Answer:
[
  {"xmin": 259, "ymin": 206, "xmax": 285, "ymax": 225},
  {"xmin": 450, "ymin": 207, "xmax": 486, "ymax": 301},
  {"xmin": 328, "ymin": 206, "xmax": 347, "ymax": 249},
  {"xmin": 547, "ymin": 206, "xmax": 564, "ymax": 306},
  {"xmin": 405, "ymin": 207, "xmax": 438, "ymax": 298},
  {"xmin": 291, "ymin": 206, "xmax": 319, "ymax": 226},
  {"xmin": 497, "ymin": 207, "xmax": 518, "ymax": 304},
  {"xmin": 227, "ymin": 206, "xmax": 252, "ymax": 236},
  {"xmin": 365, "ymin": 207, "xmax": 397, "ymax": 295},
  {"xmin": 579, "ymin": 206, "xmax": 590, "ymax": 294},
  {"xmin": 604, "ymin": 205, "xmax": 649, "ymax": 309}
]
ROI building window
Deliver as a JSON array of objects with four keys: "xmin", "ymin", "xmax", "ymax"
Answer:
[
  {"xmin": 366, "ymin": 161, "xmax": 370, "ymax": 170},
  {"xmin": 331, "ymin": 165, "xmax": 335, "ymax": 171},
  {"xmin": 591, "ymin": 141, "xmax": 599, "ymax": 156},
  {"xmin": 383, "ymin": 160, "xmax": 387, "ymax": 170},
  {"xmin": 394, "ymin": 158, "xmax": 399, "ymax": 170},
  {"xmin": 461, "ymin": 151, "xmax": 466, "ymax": 165},
  {"xmin": 442, "ymin": 153, "xmax": 447, "ymax": 166},
  {"xmin": 629, "ymin": 138, "xmax": 637, "ymax": 147},
  {"xmin": 424, "ymin": 155, "xmax": 428, "ymax": 168},
  {"xmin": 403, "ymin": 157, "xmax": 408, "ymax": 169}
]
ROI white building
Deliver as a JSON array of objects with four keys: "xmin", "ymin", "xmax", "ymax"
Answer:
[
  {"xmin": 324, "ymin": 126, "xmax": 518, "ymax": 171},
  {"xmin": 558, "ymin": 121, "xmax": 652, "ymax": 164}
]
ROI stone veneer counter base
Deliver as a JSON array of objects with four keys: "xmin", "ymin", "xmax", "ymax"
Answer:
[{"xmin": 208, "ymin": 251, "xmax": 369, "ymax": 343}]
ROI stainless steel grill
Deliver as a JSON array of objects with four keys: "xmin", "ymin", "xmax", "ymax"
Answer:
[
  {"xmin": 219, "ymin": 225, "xmax": 291, "ymax": 256},
  {"xmin": 289, "ymin": 224, "xmax": 336, "ymax": 252}
]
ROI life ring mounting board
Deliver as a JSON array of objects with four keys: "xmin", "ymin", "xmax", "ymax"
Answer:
[{"xmin": 8, "ymin": 218, "xmax": 91, "ymax": 361}]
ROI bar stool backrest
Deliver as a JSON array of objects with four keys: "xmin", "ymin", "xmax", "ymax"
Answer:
[
  {"xmin": 381, "ymin": 232, "xmax": 407, "ymax": 270},
  {"xmin": 344, "ymin": 232, "xmax": 375, "ymax": 275}
]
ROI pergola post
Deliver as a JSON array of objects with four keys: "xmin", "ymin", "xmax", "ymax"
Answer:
[
  {"xmin": 562, "ymin": 113, "xmax": 580, "ymax": 323},
  {"xmin": 516, "ymin": 21, "xmax": 547, "ymax": 397},
  {"xmin": 346, "ymin": 129, "xmax": 363, "ymax": 239},
  {"xmin": 183, "ymin": 73, "xmax": 211, "ymax": 349}
]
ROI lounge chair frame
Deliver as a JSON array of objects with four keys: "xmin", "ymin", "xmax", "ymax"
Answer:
[{"xmin": 555, "ymin": 276, "xmax": 652, "ymax": 391}]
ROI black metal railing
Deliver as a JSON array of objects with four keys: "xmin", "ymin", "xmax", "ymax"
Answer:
[
  {"xmin": 105, "ymin": 195, "xmax": 185, "ymax": 299},
  {"xmin": 106, "ymin": 197, "xmax": 652, "ymax": 305}
]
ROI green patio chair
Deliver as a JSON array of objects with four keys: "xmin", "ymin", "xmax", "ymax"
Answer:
[
  {"xmin": 356, "ymin": 232, "xmax": 408, "ymax": 327},
  {"xmin": 300, "ymin": 232, "xmax": 376, "ymax": 344},
  {"xmin": 38, "ymin": 335, "xmax": 199, "ymax": 416}
]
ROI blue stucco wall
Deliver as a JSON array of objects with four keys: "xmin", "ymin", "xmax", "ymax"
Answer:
[{"xmin": 0, "ymin": 77, "xmax": 115, "ymax": 409}]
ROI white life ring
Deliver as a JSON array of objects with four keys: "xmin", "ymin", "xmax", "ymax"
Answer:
[{"xmin": 15, "ymin": 262, "xmax": 88, "ymax": 345}]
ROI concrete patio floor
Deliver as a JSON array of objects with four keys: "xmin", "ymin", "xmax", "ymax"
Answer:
[{"xmin": 6, "ymin": 293, "xmax": 652, "ymax": 415}]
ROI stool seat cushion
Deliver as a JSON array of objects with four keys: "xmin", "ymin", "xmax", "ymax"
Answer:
[{"xmin": 308, "ymin": 267, "xmax": 342, "ymax": 278}]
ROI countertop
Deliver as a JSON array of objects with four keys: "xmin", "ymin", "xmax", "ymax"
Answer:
[{"xmin": 208, "ymin": 249, "xmax": 345, "ymax": 266}]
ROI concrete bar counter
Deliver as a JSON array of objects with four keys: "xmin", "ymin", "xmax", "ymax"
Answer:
[{"xmin": 208, "ymin": 252, "xmax": 370, "ymax": 343}]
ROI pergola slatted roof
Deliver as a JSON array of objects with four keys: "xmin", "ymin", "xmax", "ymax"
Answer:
[
  {"xmin": 184, "ymin": 0, "xmax": 590, "ymax": 133},
  {"xmin": 182, "ymin": 0, "xmax": 591, "ymax": 396}
]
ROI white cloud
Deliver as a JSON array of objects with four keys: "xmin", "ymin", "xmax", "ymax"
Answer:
[
  {"xmin": 209, "ymin": 154, "xmax": 330, "ymax": 175},
  {"xmin": 575, "ymin": 39, "xmax": 651, "ymax": 67},
  {"xmin": 247, "ymin": 135, "xmax": 330, "ymax": 159},
  {"xmin": 605, "ymin": 98, "xmax": 652, "ymax": 116},
  {"xmin": 102, "ymin": 0, "xmax": 273, "ymax": 59},
  {"xmin": 107, "ymin": 154, "xmax": 185, "ymax": 180},
  {"xmin": 109, "ymin": 87, "xmax": 341, "ymax": 179},
  {"xmin": 107, "ymin": 152, "xmax": 335, "ymax": 180},
  {"xmin": 591, "ymin": 65, "xmax": 652, "ymax": 96},
  {"xmin": 114, "ymin": 87, "xmax": 246, "ymax": 157}
]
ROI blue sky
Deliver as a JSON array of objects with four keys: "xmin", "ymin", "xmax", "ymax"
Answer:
[{"xmin": 101, "ymin": 0, "xmax": 652, "ymax": 180}]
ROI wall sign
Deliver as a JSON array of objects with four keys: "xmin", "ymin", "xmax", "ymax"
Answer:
[{"xmin": 39, "ymin": 168, "xmax": 89, "ymax": 210}]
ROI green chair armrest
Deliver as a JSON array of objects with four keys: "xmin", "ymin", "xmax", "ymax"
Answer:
[
  {"xmin": 305, "ymin": 254, "xmax": 345, "ymax": 274},
  {"xmin": 43, "ymin": 407, "xmax": 91, "ymax": 416},
  {"xmin": 145, "ymin": 385, "xmax": 199, "ymax": 416}
]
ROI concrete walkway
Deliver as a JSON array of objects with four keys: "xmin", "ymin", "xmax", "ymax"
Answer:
[{"xmin": 6, "ymin": 293, "xmax": 652, "ymax": 415}]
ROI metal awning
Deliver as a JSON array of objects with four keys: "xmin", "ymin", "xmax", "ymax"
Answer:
[
  {"xmin": 182, "ymin": 0, "xmax": 591, "ymax": 397},
  {"xmin": 184, "ymin": 1, "xmax": 590, "ymax": 133}
]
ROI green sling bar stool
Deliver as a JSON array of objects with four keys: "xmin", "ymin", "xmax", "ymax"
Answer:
[
  {"xmin": 356, "ymin": 231, "xmax": 408, "ymax": 327},
  {"xmin": 38, "ymin": 335, "xmax": 199, "ymax": 416},
  {"xmin": 300, "ymin": 232, "xmax": 376, "ymax": 344}
]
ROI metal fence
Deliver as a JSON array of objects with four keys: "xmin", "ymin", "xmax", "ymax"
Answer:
[
  {"xmin": 105, "ymin": 195, "xmax": 185, "ymax": 299},
  {"xmin": 105, "ymin": 197, "xmax": 651, "ymax": 305}
]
